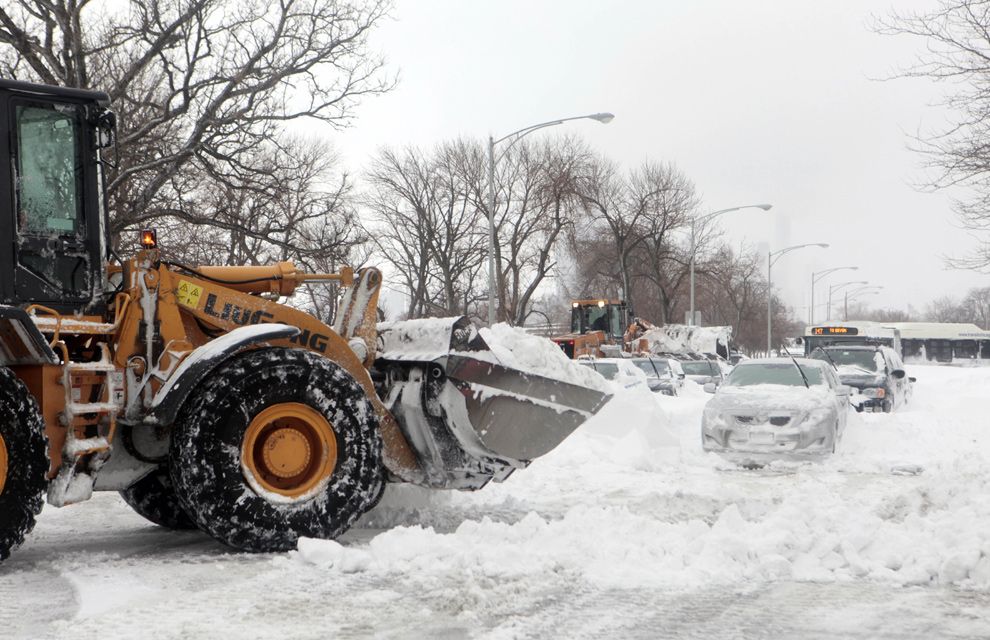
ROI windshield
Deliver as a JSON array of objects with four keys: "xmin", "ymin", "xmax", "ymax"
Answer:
[
  {"xmin": 633, "ymin": 359, "xmax": 669, "ymax": 378},
  {"xmin": 680, "ymin": 361, "xmax": 716, "ymax": 375},
  {"xmin": 810, "ymin": 348, "xmax": 880, "ymax": 372},
  {"xmin": 724, "ymin": 362, "xmax": 825, "ymax": 387}
]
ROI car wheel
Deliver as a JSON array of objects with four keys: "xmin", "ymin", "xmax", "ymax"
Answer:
[{"xmin": 170, "ymin": 348, "xmax": 384, "ymax": 552}]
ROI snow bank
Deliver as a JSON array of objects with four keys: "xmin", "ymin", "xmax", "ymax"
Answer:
[
  {"xmin": 478, "ymin": 323, "xmax": 610, "ymax": 392},
  {"xmin": 301, "ymin": 463, "xmax": 990, "ymax": 590}
]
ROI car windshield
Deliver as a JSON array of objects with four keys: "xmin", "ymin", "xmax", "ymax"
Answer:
[
  {"xmin": 680, "ymin": 361, "xmax": 716, "ymax": 375},
  {"xmin": 633, "ymin": 359, "xmax": 669, "ymax": 377},
  {"xmin": 580, "ymin": 361, "xmax": 619, "ymax": 380},
  {"xmin": 724, "ymin": 362, "xmax": 825, "ymax": 387},
  {"xmin": 810, "ymin": 348, "xmax": 880, "ymax": 372}
]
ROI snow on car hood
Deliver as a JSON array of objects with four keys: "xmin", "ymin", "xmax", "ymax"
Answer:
[{"xmin": 707, "ymin": 384, "xmax": 833, "ymax": 414}]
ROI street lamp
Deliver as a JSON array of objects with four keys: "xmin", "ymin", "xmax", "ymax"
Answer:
[
  {"xmin": 827, "ymin": 280, "xmax": 868, "ymax": 321},
  {"xmin": 809, "ymin": 266, "xmax": 858, "ymax": 324},
  {"xmin": 843, "ymin": 285, "xmax": 884, "ymax": 321},
  {"xmin": 688, "ymin": 203, "xmax": 773, "ymax": 326},
  {"xmin": 486, "ymin": 112, "xmax": 615, "ymax": 325},
  {"xmin": 767, "ymin": 243, "xmax": 829, "ymax": 354}
]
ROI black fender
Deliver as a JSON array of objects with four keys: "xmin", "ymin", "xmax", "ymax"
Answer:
[
  {"xmin": 147, "ymin": 323, "xmax": 300, "ymax": 426},
  {"xmin": 0, "ymin": 306, "xmax": 58, "ymax": 366}
]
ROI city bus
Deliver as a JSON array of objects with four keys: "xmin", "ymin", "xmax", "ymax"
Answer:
[{"xmin": 801, "ymin": 322, "xmax": 902, "ymax": 356}]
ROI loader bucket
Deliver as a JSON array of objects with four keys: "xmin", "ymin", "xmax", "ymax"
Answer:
[{"xmin": 375, "ymin": 317, "xmax": 612, "ymax": 490}]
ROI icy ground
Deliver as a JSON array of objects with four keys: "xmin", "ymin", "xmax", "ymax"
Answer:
[{"xmin": 3, "ymin": 364, "xmax": 990, "ymax": 639}]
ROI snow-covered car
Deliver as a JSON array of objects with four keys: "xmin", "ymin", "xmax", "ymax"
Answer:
[
  {"xmin": 577, "ymin": 358, "xmax": 648, "ymax": 390},
  {"xmin": 807, "ymin": 345, "xmax": 914, "ymax": 412},
  {"xmin": 631, "ymin": 356, "xmax": 685, "ymax": 396},
  {"xmin": 678, "ymin": 357, "xmax": 725, "ymax": 387},
  {"xmin": 701, "ymin": 358, "xmax": 852, "ymax": 463}
]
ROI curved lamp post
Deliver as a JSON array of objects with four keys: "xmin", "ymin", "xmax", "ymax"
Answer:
[
  {"xmin": 688, "ymin": 203, "xmax": 773, "ymax": 326},
  {"xmin": 844, "ymin": 285, "xmax": 884, "ymax": 320},
  {"xmin": 767, "ymin": 243, "xmax": 829, "ymax": 354},
  {"xmin": 487, "ymin": 112, "xmax": 615, "ymax": 325},
  {"xmin": 827, "ymin": 280, "xmax": 868, "ymax": 321},
  {"xmin": 809, "ymin": 266, "xmax": 858, "ymax": 324}
]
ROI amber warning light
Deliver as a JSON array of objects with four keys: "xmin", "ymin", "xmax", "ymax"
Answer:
[{"xmin": 140, "ymin": 229, "xmax": 158, "ymax": 249}]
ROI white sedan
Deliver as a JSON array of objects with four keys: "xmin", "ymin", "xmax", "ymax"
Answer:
[{"xmin": 701, "ymin": 358, "xmax": 851, "ymax": 464}]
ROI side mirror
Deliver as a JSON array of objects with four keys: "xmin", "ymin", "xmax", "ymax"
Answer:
[
  {"xmin": 677, "ymin": 373, "xmax": 686, "ymax": 379},
  {"xmin": 909, "ymin": 377, "xmax": 917, "ymax": 383},
  {"xmin": 703, "ymin": 382, "xmax": 717, "ymax": 394},
  {"xmin": 890, "ymin": 369, "xmax": 906, "ymax": 380},
  {"xmin": 835, "ymin": 384, "xmax": 852, "ymax": 397}
]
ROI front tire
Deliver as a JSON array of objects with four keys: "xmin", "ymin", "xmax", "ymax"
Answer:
[
  {"xmin": 0, "ymin": 367, "xmax": 48, "ymax": 561},
  {"xmin": 170, "ymin": 349, "xmax": 384, "ymax": 552}
]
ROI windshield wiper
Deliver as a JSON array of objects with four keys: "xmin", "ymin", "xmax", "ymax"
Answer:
[
  {"xmin": 786, "ymin": 351, "xmax": 811, "ymax": 388},
  {"xmin": 813, "ymin": 347, "xmax": 839, "ymax": 371}
]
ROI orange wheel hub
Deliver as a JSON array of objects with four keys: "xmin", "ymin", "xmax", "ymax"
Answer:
[
  {"xmin": 241, "ymin": 403, "xmax": 337, "ymax": 499},
  {"xmin": 0, "ymin": 433, "xmax": 7, "ymax": 497}
]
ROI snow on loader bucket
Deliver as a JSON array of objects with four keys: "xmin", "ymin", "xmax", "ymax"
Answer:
[{"xmin": 375, "ymin": 317, "xmax": 612, "ymax": 490}]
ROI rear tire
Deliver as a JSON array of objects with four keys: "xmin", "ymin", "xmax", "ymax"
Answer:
[
  {"xmin": 170, "ymin": 349, "xmax": 384, "ymax": 552},
  {"xmin": 0, "ymin": 367, "xmax": 48, "ymax": 561},
  {"xmin": 119, "ymin": 467, "xmax": 197, "ymax": 530}
]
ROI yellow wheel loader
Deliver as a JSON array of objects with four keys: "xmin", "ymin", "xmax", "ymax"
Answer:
[{"xmin": 0, "ymin": 79, "xmax": 611, "ymax": 558}]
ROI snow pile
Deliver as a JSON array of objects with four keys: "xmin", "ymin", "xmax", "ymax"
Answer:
[
  {"xmin": 639, "ymin": 323, "xmax": 731, "ymax": 355},
  {"xmin": 478, "ymin": 323, "xmax": 610, "ymax": 392},
  {"xmin": 376, "ymin": 316, "xmax": 463, "ymax": 361},
  {"xmin": 579, "ymin": 386, "xmax": 679, "ymax": 468},
  {"xmin": 301, "ymin": 464, "xmax": 990, "ymax": 590}
]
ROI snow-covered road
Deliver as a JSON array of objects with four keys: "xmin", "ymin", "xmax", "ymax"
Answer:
[{"xmin": 4, "ymin": 363, "xmax": 990, "ymax": 639}]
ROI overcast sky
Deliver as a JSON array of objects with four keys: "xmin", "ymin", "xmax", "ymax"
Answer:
[{"xmin": 329, "ymin": 0, "xmax": 986, "ymax": 322}]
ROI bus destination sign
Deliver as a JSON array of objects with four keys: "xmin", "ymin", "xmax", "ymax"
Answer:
[{"xmin": 811, "ymin": 326, "xmax": 859, "ymax": 336}]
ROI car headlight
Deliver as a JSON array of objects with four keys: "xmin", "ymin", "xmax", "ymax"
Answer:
[
  {"xmin": 702, "ymin": 406, "xmax": 727, "ymax": 427},
  {"xmin": 861, "ymin": 387, "xmax": 886, "ymax": 398},
  {"xmin": 804, "ymin": 407, "xmax": 831, "ymax": 425}
]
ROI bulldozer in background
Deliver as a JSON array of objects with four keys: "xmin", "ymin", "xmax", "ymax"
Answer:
[
  {"xmin": 0, "ymin": 79, "xmax": 611, "ymax": 559},
  {"xmin": 551, "ymin": 299, "xmax": 633, "ymax": 358}
]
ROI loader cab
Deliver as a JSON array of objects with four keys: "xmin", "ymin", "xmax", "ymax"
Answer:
[
  {"xmin": 569, "ymin": 299, "xmax": 630, "ymax": 343},
  {"xmin": 0, "ymin": 79, "xmax": 114, "ymax": 314}
]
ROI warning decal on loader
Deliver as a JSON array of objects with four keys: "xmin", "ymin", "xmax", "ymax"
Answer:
[{"xmin": 177, "ymin": 280, "xmax": 204, "ymax": 309}]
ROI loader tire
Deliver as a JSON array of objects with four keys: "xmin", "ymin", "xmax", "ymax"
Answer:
[
  {"xmin": 119, "ymin": 466, "xmax": 197, "ymax": 530},
  {"xmin": 0, "ymin": 367, "xmax": 48, "ymax": 561},
  {"xmin": 170, "ymin": 348, "xmax": 384, "ymax": 552}
]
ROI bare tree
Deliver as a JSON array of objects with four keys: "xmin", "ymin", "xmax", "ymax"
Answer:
[
  {"xmin": 364, "ymin": 142, "xmax": 487, "ymax": 319},
  {"xmin": 961, "ymin": 286, "xmax": 990, "ymax": 327},
  {"xmin": 573, "ymin": 158, "xmax": 689, "ymax": 309},
  {"xmin": 925, "ymin": 295, "xmax": 967, "ymax": 322},
  {"xmin": 161, "ymin": 137, "xmax": 367, "ymax": 319},
  {"xmin": 878, "ymin": 1, "xmax": 990, "ymax": 270},
  {"xmin": 702, "ymin": 244, "xmax": 765, "ymax": 337},
  {"xmin": 636, "ymin": 166, "xmax": 699, "ymax": 323},
  {"xmin": 472, "ymin": 136, "xmax": 592, "ymax": 325},
  {"xmin": 0, "ymin": 0, "xmax": 394, "ymax": 243}
]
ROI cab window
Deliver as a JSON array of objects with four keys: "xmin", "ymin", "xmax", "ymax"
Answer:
[{"xmin": 14, "ymin": 103, "xmax": 85, "ymax": 236}]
